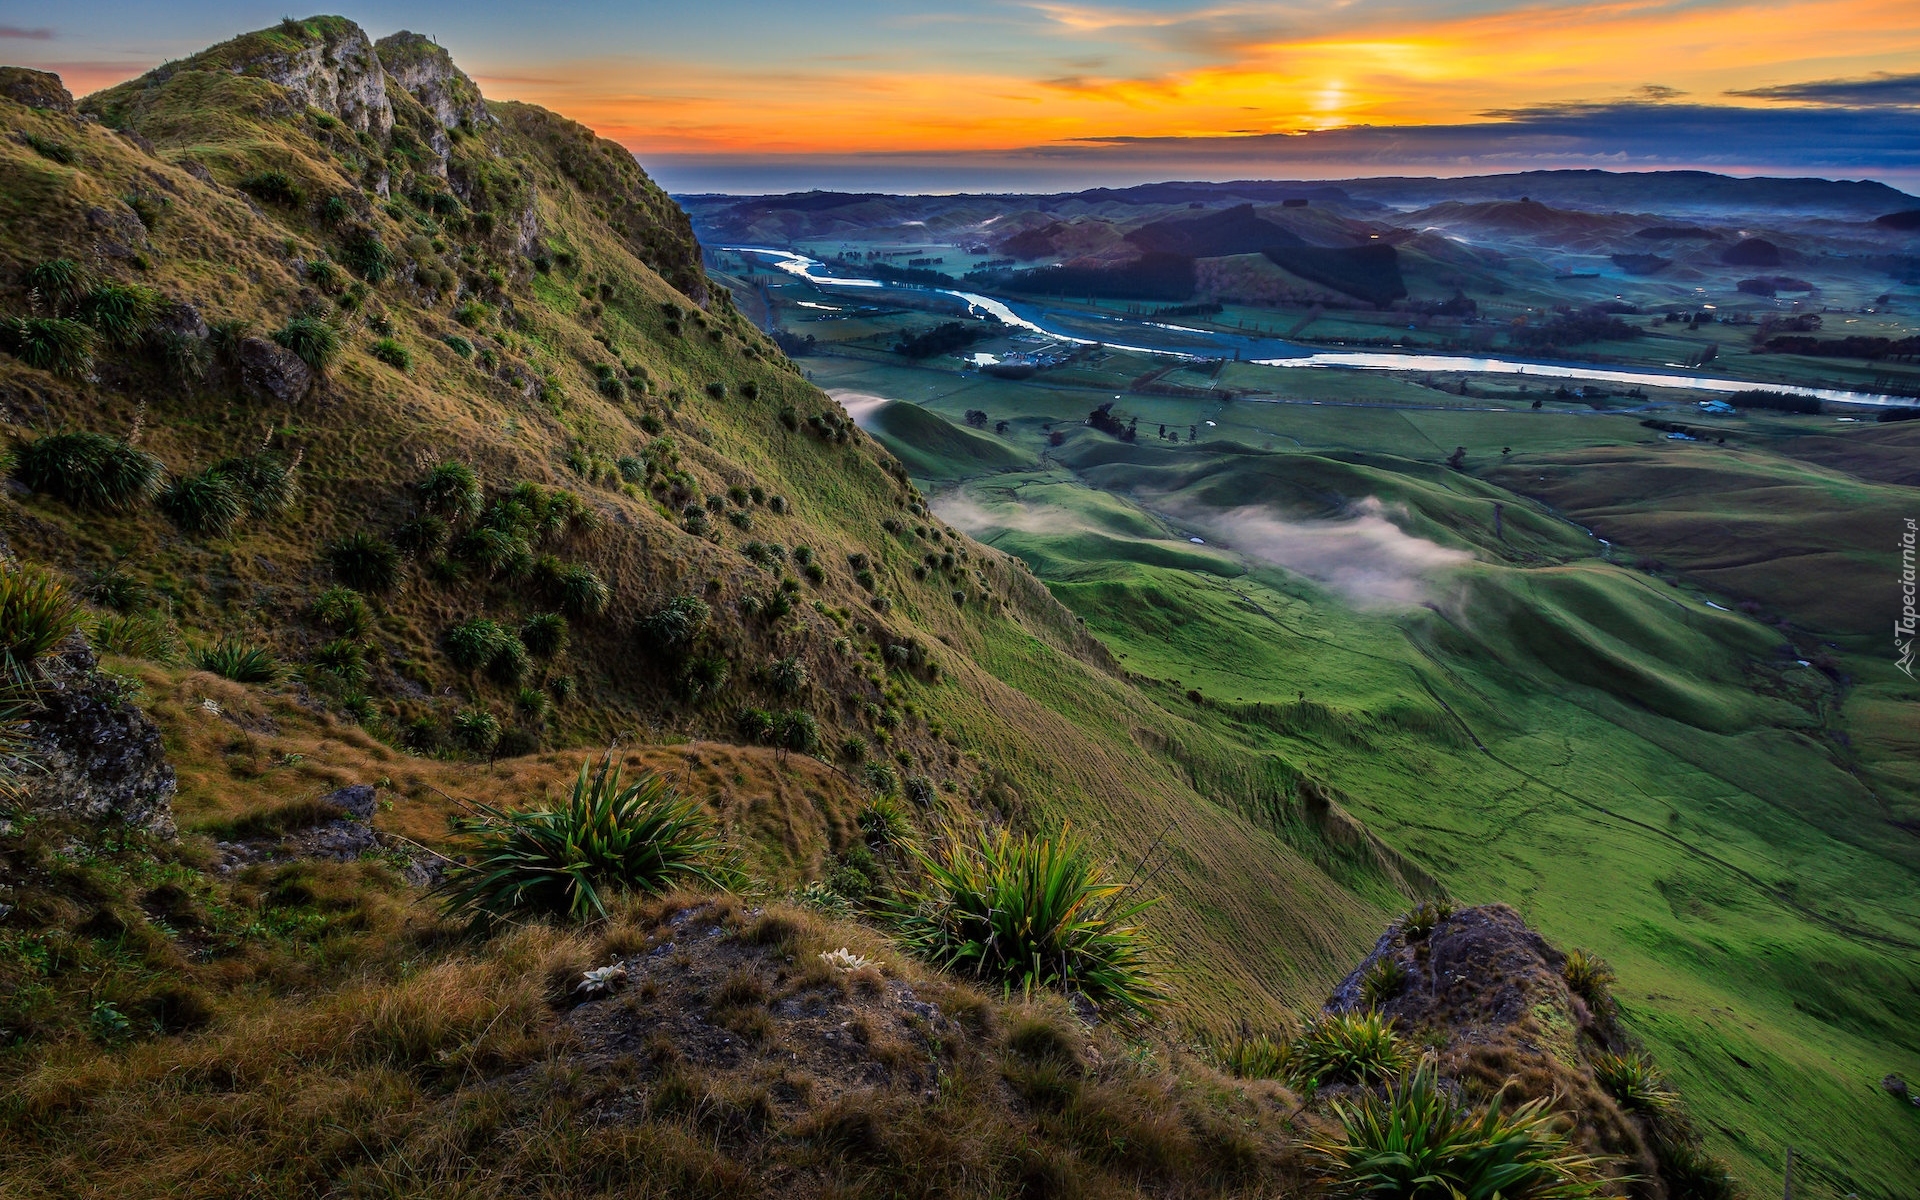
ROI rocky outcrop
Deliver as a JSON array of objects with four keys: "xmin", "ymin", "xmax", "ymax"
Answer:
[
  {"xmin": 8, "ymin": 638, "xmax": 176, "ymax": 837},
  {"xmin": 237, "ymin": 336, "xmax": 313, "ymax": 403},
  {"xmin": 375, "ymin": 33, "xmax": 492, "ymax": 132},
  {"xmin": 0, "ymin": 67, "xmax": 73, "ymax": 112},
  {"xmin": 245, "ymin": 22, "xmax": 393, "ymax": 137}
]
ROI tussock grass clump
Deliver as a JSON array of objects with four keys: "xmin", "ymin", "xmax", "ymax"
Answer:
[
  {"xmin": 1402, "ymin": 898, "xmax": 1456, "ymax": 941},
  {"xmin": 12, "ymin": 431, "xmax": 163, "ymax": 511},
  {"xmin": 193, "ymin": 639, "xmax": 279, "ymax": 683},
  {"xmin": 309, "ymin": 586, "xmax": 371, "ymax": 637},
  {"xmin": 434, "ymin": 760, "xmax": 735, "ymax": 923},
  {"xmin": 1217, "ymin": 1030, "xmax": 1293, "ymax": 1080},
  {"xmin": 238, "ymin": 169, "xmax": 304, "ymax": 206},
  {"xmin": 75, "ymin": 283, "xmax": 159, "ymax": 347},
  {"xmin": 638, "ymin": 595, "xmax": 709, "ymax": 656},
  {"xmin": 159, "ymin": 468, "xmax": 245, "ymax": 536},
  {"xmin": 896, "ymin": 826, "xmax": 1160, "ymax": 1019},
  {"xmin": 0, "ymin": 316, "xmax": 96, "ymax": 377},
  {"xmin": 0, "ymin": 566, "xmax": 81, "ymax": 666},
  {"xmin": 1361, "ymin": 956, "xmax": 1409, "ymax": 1008},
  {"xmin": 1562, "ymin": 949, "xmax": 1614, "ymax": 1008},
  {"xmin": 520, "ymin": 612, "xmax": 568, "ymax": 658},
  {"xmin": 369, "ymin": 337, "xmax": 411, "ymax": 371},
  {"xmin": 311, "ymin": 638, "xmax": 368, "ymax": 685},
  {"xmin": 23, "ymin": 259, "xmax": 88, "ymax": 313},
  {"xmin": 555, "ymin": 564, "xmax": 609, "ymax": 618},
  {"xmin": 1589, "ymin": 1050, "xmax": 1676, "ymax": 1113},
  {"xmin": 1310, "ymin": 1059, "xmax": 1610, "ymax": 1199},
  {"xmin": 453, "ymin": 705, "xmax": 501, "ymax": 755},
  {"xmin": 209, "ymin": 454, "xmax": 298, "ymax": 517},
  {"xmin": 857, "ymin": 795, "xmax": 912, "ymax": 847},
  {"xmin": 444, "ymin": 618, "xmax": 511, "ymax": 673},
  {"xmin": 90, "ymin": 612, "xmax": 178, "ymax": 661},
  {"xmin": 272, "ymin": 315, "xmax": 342, "ymax": 372},
  {"xmin": 328, "ymin": 532, "xmax": 401, "ymax": 592},
  {"xmin": 1292, "ymin": 1011, "xmax": 1409, "ymax": 1086}
]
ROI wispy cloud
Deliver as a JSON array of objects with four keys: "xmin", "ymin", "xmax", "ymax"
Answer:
[
  {"xmin": 1728, "ymin": 71, "xmax": 1920, "ymax": 107},
  {"xmin": 0, "ymin": 26, "xmax": 54, "ymax": 40}
]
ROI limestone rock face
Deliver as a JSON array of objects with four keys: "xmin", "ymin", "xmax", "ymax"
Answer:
[
  {"xmin": 375, "ymin": 32, "xmax": 493, "ymax": 132},
  {"xmin": 244, "ymin": 23, "xmax": 394, "ymax": 137},
  {"xmin": 10, "ymin": 638, "xmax": 176, "ymax": 837},
  {"xmin": 0, "ymin": 67, "xmax": 74, "ymax": 112},
  {"xmin": 237, "ymin": 336, "xmax": 314, "ymax": 404}
]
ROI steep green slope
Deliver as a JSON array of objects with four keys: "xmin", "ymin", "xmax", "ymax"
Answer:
[
  {"xmin": 859, "ymin": 372, "xmax": 1920, "ymax": 1198},
  {"xmin": 0, "ymin": 15, "xmax": 1410, "ymax": 1077}
]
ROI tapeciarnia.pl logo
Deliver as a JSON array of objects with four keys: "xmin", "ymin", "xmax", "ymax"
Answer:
[{"xmin": 1900, "ymin": 517, "xmax": 1917, "ymax": 678}]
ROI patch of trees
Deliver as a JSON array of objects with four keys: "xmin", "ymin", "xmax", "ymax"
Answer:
[
  {"xmin": 1760, "ymin": 335, "xmax": 1920, "ymax": 361},
  {"xmin": 893, "ymin": 320, "xmax": 997, "ymax": 359},
  {"xmin": 1736, "ymin": 276, "xmax": 1814, "ymax": 297},
  {"xmin": 1878, "ymin": 406, "xmax": 1920, "ymax": 422},
  {"xmin": 771, "ymin": 330, "xmax": 817, "ymax": 356},
  {"xmin": 1407, "ymin": 293, "xmax": 1479, "ymax": 317},
  {"xmin": 1261, "ymin": 244, "xmax": 1407, "ymax": 307},
  {"xmin": 1511, "ymin": 309, "xmax": 1642, "ymax": 348},
  {"xmin": 1001, "ymin": 252, "xmax": 1197, "ymax": 301},
  {"xmin": 865, "ymin": 261, "xmax": 956, "ymax": 287},
  {"xmin": 1086, "ymin": 402, "xmax": 1136, "ymax": 441},
  {"xmin": 963, "ymin": 410, "xmax": 988, "ymax": 428},
  {"xmin": 1873, "ymin": 209, "xmax": 1920, "ymax": 231},
  {"xmin": 1727, "ymin": 390, "xmax": 1821, "ymax": 414},
  {"xmin": 1610, "ymin": 254, "xmax": 1670, "ymax": 275},
  {"xmin": 1149, "ymin": 301, "xmax": 1225, "ymax": 317}
]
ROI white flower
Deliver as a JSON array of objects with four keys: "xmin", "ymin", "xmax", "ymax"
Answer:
[
  {"xmin": 200, "ymin": 697, "xmax": 222, "ymax": 715},
  {"xmin": 575, "ymin": 964, "xmax": 628, "ymax": 995},
  {"xmin": 820, "ymin": 947, "xmax": 876, "ymax": 972}
]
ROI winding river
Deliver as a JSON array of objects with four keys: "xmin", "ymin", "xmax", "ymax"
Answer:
[{"xmin": 728, "ymin": 247, "xmax": 1918, "ymax": 410}]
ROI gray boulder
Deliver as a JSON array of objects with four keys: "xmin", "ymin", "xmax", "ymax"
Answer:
[
  {"xmin": 238, "ymin": 336, "xmax": 313, "ymax": 403},
  {"xmin": 8, "ymin": 638, "xmax": 176, "ymax": 837}
]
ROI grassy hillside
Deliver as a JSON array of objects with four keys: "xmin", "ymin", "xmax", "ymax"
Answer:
[
  {"xmin": 0, "ymin": 20, "xmax": 1496, "ymax": 1196},
  {"xmin": 832, "ymin": 354, "xmax": 1920, "ymax": 1198}
]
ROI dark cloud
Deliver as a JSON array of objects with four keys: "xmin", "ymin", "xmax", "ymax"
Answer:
[
  {"xmin": 0, "ymin": 26, "xmax": 55, "ymax": 40},
  {"xmin": 1728, "ymin": 72, "xmax": 1920, "ymax": 107}
]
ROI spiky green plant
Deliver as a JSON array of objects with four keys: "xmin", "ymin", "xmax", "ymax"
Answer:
[
  {"xmin": 442, "ymin": 334, "xmax": 474, "ymax": 358},
  {"xmin": 23, "ymin": 259, "xmax": 87, "ymax": 314},
  {"xmin": 638, "ymin": 595, "xmax": 708, "ymax": 656},
  {"xmin": 328, "ymin": 532, "xmax": 401, "ymax": 592},
  {"xmin": 456, "ymin": 526, "xmax": 532, "ymax": 579},
  {"xmin": 1589, "ymin": 1051, "xmax": 1677, "ymax": 1114},
  {"xmin": 369, "ymin": 337, "xmax": 411, "ymax": 371},
  {"xmin": 0, "ymin": 316, "xmax": 96, "ymax": 378},
  {"xmin": 451, "ymin": 706, "xmax": 500, "ymax": 756},
  {"xmin": 857, "ymin": 794, "xmax": 912, "ymax": 848},
  {"xmin": 1217, "ymin": 1031, "xmax": 1293, "ymax": 1080},
  {"xmin": 1402, "ymin": 898, "xmax": 1456, "ymax": 941},
  {"xmin": 433, "ymin": 760, "xmax": 735, "ymax": 923},
  {"xmin": 341, "ymin": 229, "xmax": 393, "ymax": 283},
  {"xmin": 485, "ymin": 635, "xmax": 531, "ymax": 686},
  {"xmin": 1292, "ymin": 1011, "xmax": 1410, "ymax": 1086},
  {"xmin": 238, "ymin": 169, "xmax": 304, "ymax": 206},
  {"xmin": 444, "ymin": 618, "xmax": 509, "ymax": 673},
  {"xmin": 1562, "ymin": 949, "xmax": 1615, "ymax": 1008},
  {"xmin": 74, "ymin": 283, "xmax": 158, "ymax": 347},
  {"xmin": 309, "ymin": 586, "xmax": 370, "ymax": 638},
  {"xmin": 272, "ymin": 315, "xmax": 341, "ymax": 372},
  {"xmin": 1362, "ymin": 956, "xmax": 1410, "ymax": 1008},
  {"xmin": 194, "ymin": 639, "xmax": 279, "ymax": 683},
  {"xmin": 89, "ymin": 612, "xmax": 178, "ymax": 661},
  {"xmin": 12, "ymin": 432, "xmax": 162, "ymax": 511},
  {"xmin": 894, "ymin": 826, "xmax": 1161, "ymax": 1019},
  {"xmin": 210, "ymin": 454, "xmax": 298, "ymax": 517},
  {"xmin": 83, "ymin": 565, "xmax": 150, "ymax": 613},
  {"xmin": 159, "ymin": 468, "xmax": 245, "ymax": 536},
  {"xmin": 555, "ymin": 564, "xmax": 609, "ymax": 618},
  {"xmin": 1310, "ymin": 1060, "xmax": 1611, "ymax": 1199},
  {"xmin": 0, "ymin": 566, "xmax": 81, "ymax": 666},
  {"xmin": 311, "ymin": 638, "xmax": 368, "ymax": 685},
  {"xmin": 519, "ymin": 612, "xmax": 568, "ymax": 658}
]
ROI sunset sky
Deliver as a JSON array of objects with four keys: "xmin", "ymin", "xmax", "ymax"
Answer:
[{"xmin": 11, "ymin": 1, "xmax": 1920, "ymax": 192}]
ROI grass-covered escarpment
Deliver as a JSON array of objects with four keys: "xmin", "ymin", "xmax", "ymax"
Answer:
[{"xmin": 0, "ymin": 16, "xmax": 1811, "ymax": 1198}]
